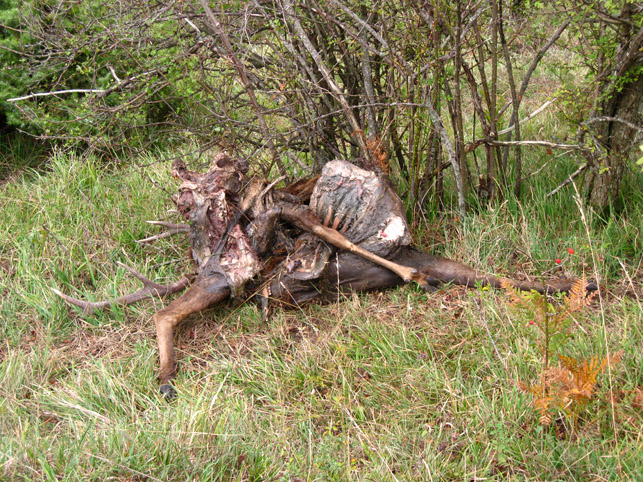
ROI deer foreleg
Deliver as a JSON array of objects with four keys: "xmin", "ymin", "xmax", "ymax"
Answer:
[
  {"xmin": 280, "ymin": 205, "xmax": 427, "ymax": 288},
  {"xmin": 153, "ymin": 273, "xmax": 230, "ymax": 397}
]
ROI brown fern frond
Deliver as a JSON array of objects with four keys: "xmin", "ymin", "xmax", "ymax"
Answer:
[
  {"xmin": 564, "ymin": 277, "xmax": 587, "ymax": 312},
  {"xmin": 558, "ymin": 354, "xmax": 580, "ymax": 374},
  {"xmin": 557, "ymin": 351, "xmax": 623, "ymax": 405},
  {"xmin": 533, "ymin": 395, "xmax": 555, "ymax": 424},
  {"xmin": 564, "ymin": 276, "xmax": 598, "ymax": 313},
  {"xmin": 539, "ymin": 411, "xmax": 553, "ymax": 426},
  {"xmin": 520, "ymin": 381, "xmax": 546, "ymax": 397}
]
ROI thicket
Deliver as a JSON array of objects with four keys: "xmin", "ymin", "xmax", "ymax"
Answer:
[{"xmin": 1, "ymin": 0, "xmax": 642, "ymax": 209}]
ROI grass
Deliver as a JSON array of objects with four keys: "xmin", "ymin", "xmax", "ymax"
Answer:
[
  {"xmin": 0, "ymin": 133, "xmax": 49, "ymax": 184},
  {"xmin": 1, "ymin": 148, "xmax": 642, "ymax": 481}
]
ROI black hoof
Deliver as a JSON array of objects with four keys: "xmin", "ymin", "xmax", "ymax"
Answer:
[{"xmin": 160, "ymin": 383, "xmax": 177, "ymax": 400}]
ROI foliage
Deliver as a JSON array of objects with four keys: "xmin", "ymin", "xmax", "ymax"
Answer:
[
  {"xmin": 521, "ymin": 351, "xmax": 623, "ymax": 428},
  {"xmin": 1, "ymin": 0, "xmax": 203, "ymax": 154},
  {"xmin": 0, "ymin": 0, "xmax": 27, "ymax": 129}
]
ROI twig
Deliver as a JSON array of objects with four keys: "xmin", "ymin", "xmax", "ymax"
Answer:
[
  {"xmin": 8, "ymin": 89, "xmax": 106, "ymax": 102},
  {"xmin": 497, "ymin": 100, "xmax": 555, "ymax": 136},
  {"xmin": 521, "ymin": 148, "xmax": 574, "ymax": 182},
  {"xmin": 425, "ymin": 99, "xmax": 467, "ymax": 217},
  {"xmin": 106, "ymin": 65, "xmax": 121, "ymax": 83},
  {"xmin": 7, "ymin": 70, "xmax": 160, "ymax": 103},
  {"xmin": 546, "ymin": 162, "xmax": 588, "ymax": 198},
  {"xmin": 282, "ymin": 0, "xmax": 372, "ymax": 164},
  {"xmin": 199, "ymin": 0, "xmax": 285, "ymax": 177},
  {"xmin": 583, "ymin": 116, "xmax": 643, "ymax": 133},
  {"xmin": 182, "ymin": 16, "xmax": 201, "ymax": 34},
  {"xmin": 257, "ymin": 175, "xmax": 287, "ymax": 202},
  {"xmin": 488, "ymin": 139, "xmax": 586, "ymax": 150}
]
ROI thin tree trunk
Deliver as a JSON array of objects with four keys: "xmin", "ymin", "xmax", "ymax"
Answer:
[
  {"xmin": 497, "ymin": 0, "xmax": 522, "ymax": 197},
  {"xmin": 453, "ymin": 0, "xmax": 468, "ymax": 197}
]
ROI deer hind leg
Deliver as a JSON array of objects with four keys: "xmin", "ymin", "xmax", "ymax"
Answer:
[{"xmin": 153, "ymin": 273, "xmax": 230, "ymax": 397}]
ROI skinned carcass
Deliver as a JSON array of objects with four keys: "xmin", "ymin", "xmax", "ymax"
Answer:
[{"xmin": 54, "ymin": 153, "xmax": 596, "ymax": 398}]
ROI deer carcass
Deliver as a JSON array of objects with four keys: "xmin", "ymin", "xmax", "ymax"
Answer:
[{"xmin": 54, "ymin": 154, "xmax": 595, "ymax": 398}]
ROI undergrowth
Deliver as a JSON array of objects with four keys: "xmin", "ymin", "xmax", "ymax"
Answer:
[{"xmin": 0, "ymin": 150, "xmax": 642, "ymax": 481}]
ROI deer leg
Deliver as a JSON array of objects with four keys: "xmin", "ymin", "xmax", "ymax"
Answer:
[
  {"xmin": 153, "ymin": 273, "xmax": 230, "ymax": 397},
  {"xmin": 280, "ymin": 205, "xmax": 426, "ymax": 287}
]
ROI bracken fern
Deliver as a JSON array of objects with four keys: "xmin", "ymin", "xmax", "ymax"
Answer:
[{"xmin": 503, "ymin": 277, "xmax": 622, "ymax": 431}]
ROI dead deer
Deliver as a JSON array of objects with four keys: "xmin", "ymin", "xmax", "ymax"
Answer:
[{"xmin": 54, "ymin": 154, "xmax": 596, "ymax": 398}]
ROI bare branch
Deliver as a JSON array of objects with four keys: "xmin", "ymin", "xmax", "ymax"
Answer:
[
  {"xmin": 8, "ymin": 89, "xmax": 107, "ymax": 102},
  {"xmin": 425, "ymin": 99, "xmax": 467, "ymax": 216},
  {"xmin": 497, "ymin": 100, "xmax": 555, "ymax": 136},
  {"xmin": 198, "ymin": 0, "xmax": 285, "ymax": 177},
  {"xmin": 281, "ymin": 0, "xmax": 371, "ymax": 162},
  {"xmin": 488, "ymin": 140, "xmax": 587, "ymax": 151},
  {"xmin": 583, "ymin": 116, "xmax": 643, "ymax": 133},
  {"xmin": 519, "ymin": 20, "xmax": 571, "ymax": 100},
  {"xmin": 546, "ymin": 162, "xmax": 588, "ymax": 198}
]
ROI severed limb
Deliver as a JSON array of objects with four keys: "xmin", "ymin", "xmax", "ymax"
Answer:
[
  {"xmin": 389, "ymin": 247, "xmax": 598, "ymax": 294},
  {"xmin": 315, "ymin": 247, "xmax": 598, "ymax": 298},
  {"xmin": 52, "ymin": 262, "xmax": 192, "ymax": 314}
]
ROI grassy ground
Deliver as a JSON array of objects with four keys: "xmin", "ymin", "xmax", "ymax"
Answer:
[{"xmin": 1, "ymin": 149, "xmax": 642, "ymax": 481}]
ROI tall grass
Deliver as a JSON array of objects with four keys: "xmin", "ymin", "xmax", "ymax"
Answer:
[
  {"xmin": 0, "ymin": 133, "xmax": 49, "ymax": 183},
  {"xmin": 1, "ymin": 148, "xmax": 642, "ymax": 481}
]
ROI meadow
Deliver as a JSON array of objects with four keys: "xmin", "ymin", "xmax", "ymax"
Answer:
[{"xmin": 1, "ymin": 146, "xmax": 641, "ymax": 481}]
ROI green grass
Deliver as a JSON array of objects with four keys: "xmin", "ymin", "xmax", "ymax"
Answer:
[
  {"xmin": 0, "ymin": 133, "xmax": 49, "ymax": 183},
  {"xmin": 1, "ymin": 150, "xmax": 642, "ymax": 481}
]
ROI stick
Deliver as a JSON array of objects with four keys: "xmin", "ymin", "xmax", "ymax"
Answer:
[
  {"xmin": 488, "ymin": 139, "xmax": 586, "ymax": 150},
  {"xmin": 8, "ymin": 89, "xmax": 107, "ymax": 102},
  {"xmin": 496, "ymin": 100, "xmax": 555, "ymax": 136},
  {"xmin": 136, "ymin": 221, "xmax": 190, "ymax": 244},
  {"xmin": 546, "ymin": 162, "xmax": 588, "ymax": 198}
]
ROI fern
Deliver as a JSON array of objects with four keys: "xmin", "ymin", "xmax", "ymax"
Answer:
[
  {"xmin": 504, "ymin": 276, "xmax": 622, "ymax": 431},
  {"xmin": 524, "ymin": 352, "xmax": 623, "ymax": 428}
]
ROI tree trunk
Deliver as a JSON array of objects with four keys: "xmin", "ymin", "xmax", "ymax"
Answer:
[
  {"xmin": 587, "ymin": 69, "xmax": 643, "ymax": 210},
  {"xmin": 585, "ymin": 12, "xmax": 643, "ymax": 211}
]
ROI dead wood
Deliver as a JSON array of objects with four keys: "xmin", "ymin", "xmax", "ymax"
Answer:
[{"xmin": 136, "ymin": 221, "xmax": 190, "ymax": 244}]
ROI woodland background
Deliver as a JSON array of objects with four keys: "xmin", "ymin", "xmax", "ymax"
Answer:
[{"xmin": 1, "ymin": 1, "xmax": 642, "ymax": 480}]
